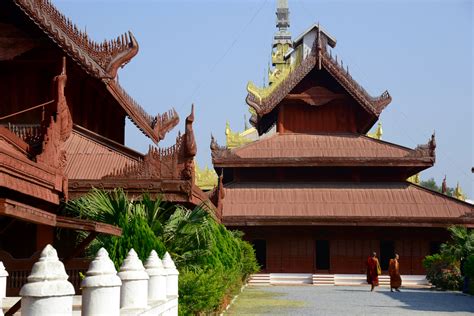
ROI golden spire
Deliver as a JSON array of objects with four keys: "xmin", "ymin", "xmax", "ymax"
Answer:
[
  {"xmin": 367, "ymin": 122, "xmax": 383, "ymax": 140},
  {"xmin": 194, "ymin": 162, "xmax": 218, "ymax": 191},
  {"xmin": 454, "ymin": 182, "xmax": 466, "ymax": 201},
  {"xmin": 247, "ymin": 0, "xmax": 293, "ymax": 102}
]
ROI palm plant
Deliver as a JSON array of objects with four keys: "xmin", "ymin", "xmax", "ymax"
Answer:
[
  {"xmin": 441, "ymin": 226, "xmax": 474, "ymax": 262},
  {"xmin": 63, "ymin": 188, "xmax": 165, "ymax": 267}
]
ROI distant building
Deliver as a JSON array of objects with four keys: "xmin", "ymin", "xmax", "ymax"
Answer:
[{"xmin": 211, "ymin": 0, "xmax": 474, "ymax": 274}]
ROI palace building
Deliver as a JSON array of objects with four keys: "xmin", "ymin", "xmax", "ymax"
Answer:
[
  {"xmin": 0, "ymin": 0, "xmax": 208, "ymax": 296},
  {"xmin": 211, "ymin": 0, "xmax": 474, "ymax": 275}
]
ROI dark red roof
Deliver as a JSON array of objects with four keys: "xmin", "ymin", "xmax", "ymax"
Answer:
[
  {"xmin": 64, "ymin": 127, "xmax": 141, "ymax": 180},
  {"xmin": 212, "ymin": 133, "xmax": 435, "ymax": 168},
  {"xmin": 221, "ymin": 182, "xmax": 474, "ymax": 227}
]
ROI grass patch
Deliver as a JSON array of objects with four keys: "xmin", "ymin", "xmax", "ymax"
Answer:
[{"xmin": 226, "ymin": 287, "xmax": 305, "ymax": 315}]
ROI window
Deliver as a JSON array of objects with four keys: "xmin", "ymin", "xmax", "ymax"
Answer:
[
  {"xmin": 316, "ymin": 240, "xmax": 330, "ymax": 270},
  {"xmin": 380, "ymin": 240, "xmax": 395, "ymax": 271},
  {"xmin": 252, "ymin": 239, "xmax": 266, "ymax": 270}
]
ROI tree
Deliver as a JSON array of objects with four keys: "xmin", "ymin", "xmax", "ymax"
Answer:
[
  {"xmin": 420, "ymin": 177, "xmax": 454, "ymax": 197},
  {"xmin": 441, "ymin": 226, "xmax": 474, "ymax": 263}
]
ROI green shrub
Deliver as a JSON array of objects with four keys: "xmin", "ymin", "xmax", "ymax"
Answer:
[
  {"xmin": 465, "ymin": 254, "xmax": 474, "ymax": 278},
  {"xmin": 63, "ymin": 188, "xmax": 259, "ymax": 314},
  {"xmin": 423, "ymin": 254, "xmax": 462, "ymax": 290},
  {"xmin": 465, "ymin": 255, "xmax": 474, "ymax": 295}
]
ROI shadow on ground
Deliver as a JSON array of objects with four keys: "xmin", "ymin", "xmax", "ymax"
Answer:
[{"xmin": 336, "ymin": 287, "xmax": 474, "ymax": 314}]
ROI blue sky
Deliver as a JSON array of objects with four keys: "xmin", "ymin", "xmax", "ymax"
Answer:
[{"xmin": 53, "ymin": 0, "xmax": 473, "ymax": 197}]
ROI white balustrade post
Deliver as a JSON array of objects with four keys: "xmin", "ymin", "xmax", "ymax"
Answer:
[
  {"xmin": 81, "ymin": 248, "xmax": 122, "ymax": 316},
  {"xmin": 162, "ymin": 252, "xmax": 179, "ymax": 297},
  {"xmin": 19, "ymin": 244, "xmax": 74, "ymax": 316},
  {"xmin": 145, "ymin": 250, "xmax": 167, "ymax": 302},
  {"xmin": 118, "ymin": 249, "xmax": 149, "ymax": 310},
  {"xmin": 0, "ymin": 262, "xmax": 8, "ymax": 316}
]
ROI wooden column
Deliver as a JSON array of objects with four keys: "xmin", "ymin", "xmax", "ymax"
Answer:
[{"xmin": 35, "ymin": 225, "xmax": 54, "ymax": 251}]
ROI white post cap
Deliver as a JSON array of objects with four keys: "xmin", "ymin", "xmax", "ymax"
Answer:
[
  {"xmin": 118, "ymin": 249, "xmax": 149, "ymax": 281},
  {"xmin": 162, "ymin": 252, "xmax": 179, "ymax": 275},
  {"xmin": 144, "ymin": 250, "xmax": 166, "ymax": 276},
  {"xmin": 19, "ymin": 244, "xmax": 74, "ymax": 297},
  {"xmin": 81, "ymin": 248, "xmax": 122, "ymax": 288},
  {"xmin": 0, "ymin": 262, "xmax": 8, "ymax": 277}
]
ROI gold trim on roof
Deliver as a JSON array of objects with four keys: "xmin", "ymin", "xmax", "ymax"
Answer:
[
  {"xmin": 195, "ymin": 162, "xmax": 217, "ymax": 191},
  {"xmin": 225, "ymin": 122, "xmax": 255, "ymax": 149}
]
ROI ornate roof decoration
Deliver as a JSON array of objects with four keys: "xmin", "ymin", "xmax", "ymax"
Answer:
[
  {"xmin": 407, "ymin": 133, "xmax": 436, "ymax": 160},
  {"xmin": 104, "ymin": 106, "xmax": 196, "ymax": 181},
  {"xmin": 13, "ymin": 0, "xmax": 178, "ymax": 144},
  {"xmin": 225, "ymin": 122, "xmax": 255, "ymax": 149},
  {"xmin": 106, "ymin": 80, "xmax": 180, "ymax": 144},
  {"xmin": 367, "ymin": 122, "xmax": 383, "ymax": 140},
  {"xmin": 246, "ymin": 24, "xmax": 392, "ymax": 122},
  {"xmin": 13, "ymin": 0, "xmax": 138, "ymax": 79},
  {"xmin": 195, "ymin": 163, "xmax": 217, "ymax": 191},
  {"xmin": 454, "ymin": 182, "xmax": 466, "ymax": 201},
  {"xmin": 210, "ymin": 135, "xmax": 234, "ymax": 160}
]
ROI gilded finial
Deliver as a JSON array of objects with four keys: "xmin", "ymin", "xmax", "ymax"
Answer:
[
  {"xmin": 367, "ymin": 121, "xmax": 383, "ymax": 140},
  {"xmin": 454, "ymin": 182, "xmax": 466, "ymax": 201}
]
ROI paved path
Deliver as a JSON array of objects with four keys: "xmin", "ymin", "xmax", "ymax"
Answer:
[{"xmin": 226, "ymin": 285, "xmax": 474, "ymax": 315}]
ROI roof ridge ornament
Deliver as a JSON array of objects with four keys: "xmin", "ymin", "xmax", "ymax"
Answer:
[{"xmin": 14, "ymin": 0, "xmax": 139, "ymax": 78}]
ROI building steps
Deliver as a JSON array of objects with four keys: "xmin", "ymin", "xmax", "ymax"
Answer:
[
  {"xmin": 313, "ymin": 274, "xmax": 335, "ymax": 285},
  {"xmin": 248, "ymin": 273, "xmax": 430, "ymax": 287},
  {"xmin": 248, "ymin": 273, "xmax": 271, "ymax": 285},
  {"xmin": 270, "ymin": 273, "xmax": 313, "ymax": 285}
]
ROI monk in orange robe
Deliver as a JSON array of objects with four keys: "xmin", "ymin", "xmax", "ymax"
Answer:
[
  {"xmin": 389, "ymin": 253, "xmax": 402, "ymax": 292},
  {"xmin": 367, "ymin": 252, "xmax": 381, "ymax": 291}
]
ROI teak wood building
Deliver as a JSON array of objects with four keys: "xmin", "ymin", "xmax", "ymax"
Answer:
[
  {"xmin": 211, "ymin": 1, "xmax": 474, "ymax": 274},
  {"xmin": 0, "ymin": 0, "xmax": 207, "ymax": 295}
]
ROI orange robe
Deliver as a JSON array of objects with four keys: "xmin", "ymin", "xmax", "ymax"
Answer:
[
  {"xmin": 389, "ymin": 259, "xmax": 402, "ymax": 289},
  {"xmin": 366, "ymin": 256, "xmax": 380, "ymax": 286}
]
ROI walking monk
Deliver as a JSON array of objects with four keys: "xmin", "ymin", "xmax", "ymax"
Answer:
[
  {"xmin": 389, "ymin": 253, "xmax": 402, "ymax": 292},
  {"xmin": 367, "ymin": 252, "xmax": 381, "ymax": 291}
]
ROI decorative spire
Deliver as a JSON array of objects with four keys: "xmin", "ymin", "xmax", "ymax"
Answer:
[
  {"xmin": 367, "ymin": 121, "xmax": 383, "ymax": 140},
  {"xmin": 454, "ymin": 182, "xmax": 466, "ymax": 201},
  {"xmin": 375, "ymin": 122, "xmax": 383, "ymax": 140},
  {"xmin": 274, "ymin": 0, "xmax": 291, "ymax": 47},
  {"xmin": 441, "ymin": 175, "xmax": 447, "ymax": 194}
]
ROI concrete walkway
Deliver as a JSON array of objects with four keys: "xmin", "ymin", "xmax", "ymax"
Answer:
[{"xmin": 226, "ymin": 286, "xmax": 474, "ymax": 315}]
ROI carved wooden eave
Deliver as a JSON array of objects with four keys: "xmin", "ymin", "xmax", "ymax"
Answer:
[
  {"xmin": 105, "ymin": 80, "xmax": 180, "ymax": 144},
  {"xmin": 13, "ymin": 0, "xmax": 138, "ymax": 79},
  {"xmin": 406, "ymin": 133, "xmax": 436, "ymax": 160},
  {"xmin": 2, "ymin": 57, "xmax": 73, "ymax": 201},
  {"xmin": 208, "ymin": 173, "xmax": 225, "ymax": 220},
  {"xmin": 12, "ymin": 0, "xmax": 178, "ymax": 144},
  {"xmin": 0, "ymin": 127, "xmax": 64, "ymax": 205},
  {"xmin": 70, "ymin": 106, "xmax": 201, "ymax": 204},
  {"xmin": 246, "ymin": 31, "xmax": 392, "ymax": 127},
  {"xmin": 210, "ymin": 135, "xmax": 233, "ymax": 161}
]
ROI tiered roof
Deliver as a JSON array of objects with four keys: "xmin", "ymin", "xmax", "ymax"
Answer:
[
  {"xmin": 222, "ymin": 182, "xmax": 474, "ymax": 227},
  {"xmin": 212, "ymin": 132, "xmax": 436, "ymax": 170},
  {"xmin": 12, "ymin": 0, "xmax": 179, "ymax": 143},
  {"xmin": 246, "ymin": 24, "xmax": 391, "ymax": 133}
]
